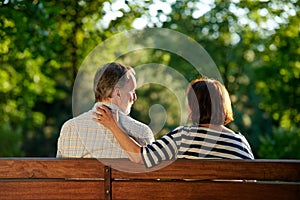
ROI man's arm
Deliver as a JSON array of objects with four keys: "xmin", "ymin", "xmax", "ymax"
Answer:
[
  {"xmin": 117, "ymin": 111, "xmax": 155, "ymax": 146},
  {"xmin": 56, "ymin": 123, "xmax": 70, "ymax": 158}
]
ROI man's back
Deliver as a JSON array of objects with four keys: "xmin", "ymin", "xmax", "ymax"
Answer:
[{"xmin": 56, "ymin": 103, "xmax": 154, "ymax": 158}]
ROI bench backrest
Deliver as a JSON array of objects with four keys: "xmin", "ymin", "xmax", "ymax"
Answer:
[{"xmin": 0, "ymin": 158, "xmax": 299, "ymax": 199}]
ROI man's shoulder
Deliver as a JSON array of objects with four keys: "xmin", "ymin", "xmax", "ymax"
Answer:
[
  {"xmin": 61, "ymin": 111, "xmax": 91, "ymax": 128},
  {"xmin": 119, "ymin": 112, "xmax": 150, "ymax": 130}
]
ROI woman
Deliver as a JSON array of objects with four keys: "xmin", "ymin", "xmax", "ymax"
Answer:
[{"xmin": 94, "ymin": 78, "xmax": 254, "ymax": 168}]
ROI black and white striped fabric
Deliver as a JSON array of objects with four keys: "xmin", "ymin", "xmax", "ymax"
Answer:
[{"xmin": 141, "ymin": 126, "xmax": 254, "ymax": 168}]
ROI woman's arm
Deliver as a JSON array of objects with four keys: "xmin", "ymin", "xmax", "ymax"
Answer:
[{"xmin": 93, "ymin": 106, "xmax": 143, "ymax": 164}]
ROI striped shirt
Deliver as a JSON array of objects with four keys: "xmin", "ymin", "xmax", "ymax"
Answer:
[
  {"xmin": 57, "ymin": 102, "xmax": 154, "ymax": 158},
  {"xmin": 141, "ymin": 126, "xmax": 254, "ymax": 168}
]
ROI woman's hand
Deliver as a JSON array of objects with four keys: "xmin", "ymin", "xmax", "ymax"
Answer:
[{"xmin": 92, "ymin": 105, "xmax": 118, "ymax": 132}]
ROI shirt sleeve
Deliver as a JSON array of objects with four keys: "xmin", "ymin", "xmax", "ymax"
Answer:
[
  {"xmin": 135, "ymin": 126, "xmax": 155, "ymax": 145},
  {"xmin": 118, "ymin": 112, "xmax": 155, "ymax": 146},
  {"xmin": 141, "ymin": 127, "xmax": 183, "ymax": 168},
  {"xmin": 56, "ymin": 122, "xmax": 70, "ymax": 158}
]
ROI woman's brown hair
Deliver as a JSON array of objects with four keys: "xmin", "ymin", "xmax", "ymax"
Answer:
[{"xmin": 187, "ymin": 78, "xmax": 233, "ymax": 125}]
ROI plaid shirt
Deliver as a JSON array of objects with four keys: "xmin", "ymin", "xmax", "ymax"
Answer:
[{"xmin": 56, "ymin": 102, "xmax": 154, "ymax": 158}]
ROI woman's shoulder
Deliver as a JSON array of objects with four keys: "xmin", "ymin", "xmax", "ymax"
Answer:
[
  {"xmin": 165, "ymin": 126, "xmax": 193, "ymax": 138},
  {"xmin": 222, "ymin": 126, "xmax": 236, "ymax": 134},
  {"xmin": 167, "ymin": 126, "xmax": 186, "ymax": 135},
  {"xmin": 172, "ymin": 125, "xmax": 200, "ymax": 133},
  {"xmin": 167, "ymin": 125, "xmax": 239, "ymax": 136}
]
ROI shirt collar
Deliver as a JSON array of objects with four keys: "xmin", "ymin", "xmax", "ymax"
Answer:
[{"xmin": 92, "ymin": 102, "xmax": 120, "ymax": 113}]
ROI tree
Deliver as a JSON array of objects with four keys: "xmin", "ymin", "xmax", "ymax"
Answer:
[{"xmin": 255, "ymin": 9, "xmax": 300, "ymax": 158}]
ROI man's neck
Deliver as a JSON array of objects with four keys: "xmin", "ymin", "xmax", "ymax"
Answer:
[{"xmin": 96, "ymin": 101, "xmax": 119, "ymax": 110}]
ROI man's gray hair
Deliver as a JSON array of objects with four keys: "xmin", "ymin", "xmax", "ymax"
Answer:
[{"xmin": 93, "ymin": 62, "xmax": 135, "ymax": 101}]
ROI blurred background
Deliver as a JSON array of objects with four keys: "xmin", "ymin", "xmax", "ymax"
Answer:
[{"xmin": 0, "ymin": 0, "xmax": 299, "ymax": 158}]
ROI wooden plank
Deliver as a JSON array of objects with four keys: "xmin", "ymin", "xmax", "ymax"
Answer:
[
  {"xmin": 0, "ymin": 181, "xmax": 104, "ymax": 199},
  {"xmin": 100, "ymin": 158, "xmax": 172, "ymax": 173},
  {"xmin": 0, "ymin": 158, "xmax": 105, "ymax": 179},
  {"xmin": 112, "ymin": 181, "xmax": 300, "ymax": 200},
  {"xmin": 108, "ymin": 159, "xmax": 300, "ymax": 181}
]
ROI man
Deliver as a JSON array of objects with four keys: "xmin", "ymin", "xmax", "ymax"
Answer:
[{"xmin": 56, "ymin": 62, "xmax": 154, "ymax": 158}]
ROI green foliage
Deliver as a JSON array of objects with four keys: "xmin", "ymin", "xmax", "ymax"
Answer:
[
  {"xmin": 252, "ymin": 4, "xmax": 300, "ymax": 158},
  {"xmin": 0, "ymin": 122, "xmax": 23, "ymax": 156},
  {"xmin": 258, "ymin": 127, "xmax": 300, "ymax": 159},
  {"xmin": 254, "ymin": 12, "xmax": 300, "ymax": 130},
  {"xmin": 0, "ymin": 0, "xmax": 73, "ymax": 156},
  {"xmin": 0, "ymin": 0, "xmax": 299, "ymax": 158}
]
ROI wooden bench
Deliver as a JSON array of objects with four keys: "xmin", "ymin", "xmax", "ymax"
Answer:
[{"xmin": 0, "ymin": 158, "xmax": 299, "ymax": 199}]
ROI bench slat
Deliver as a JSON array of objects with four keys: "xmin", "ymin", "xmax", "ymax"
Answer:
[
  {"xmin": 0, "ymin": 158, "xmax": 104, "ymax": 179},
  {"xmin": 108, "ymin": 159, "xmax": 300, "ymax": 181},
  {"xmin": 112, "ymin": 181, "xmax": 300, "ymax": 200},
  {"xmin": 0, "ymin": 181, "xmax": 104, "ymax": 199}
]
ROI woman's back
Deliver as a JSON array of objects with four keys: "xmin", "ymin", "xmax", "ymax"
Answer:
[
  {"xmin": 177, "ymin": 126, "xmax": 253, "ymax": 159},
  {"xmin": 141, "ymin": 126, "xmax": 254, "ymax": 168}
]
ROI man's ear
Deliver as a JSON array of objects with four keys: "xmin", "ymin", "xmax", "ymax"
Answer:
[{"xmin": 112, "ymin": 87, "xmax": 121, "ymax": 98}]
